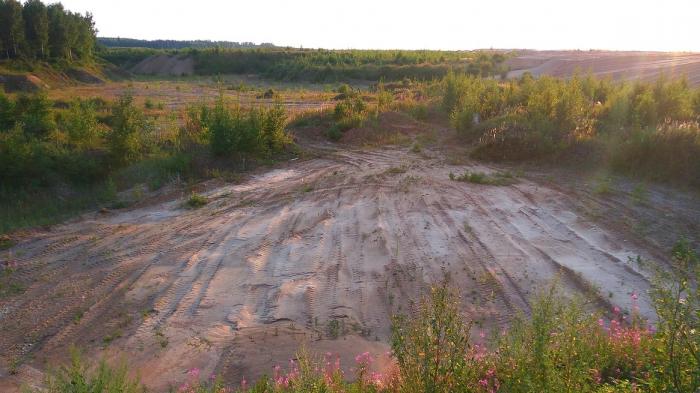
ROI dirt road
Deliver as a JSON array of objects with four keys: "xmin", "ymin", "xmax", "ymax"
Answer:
[{"xmin": 1, "ymin": 146, "xmax": 697, "ymax": 391}]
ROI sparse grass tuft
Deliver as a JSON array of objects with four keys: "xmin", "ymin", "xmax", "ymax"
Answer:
[
  {"xmin": 594, "ymin": 177, "xmax": 614, "ymax": 195},
  {"xmin": 385, "ymin": 166, "xmax": 407, "ymax": 175},
  {"xmin": 185, "ymin": 192, "xmax": 208, "ymax": 208},
  {"xmin": 449, "ymin": 170, "xmax": 516, "ymax": 185},
  {"xmin": 410, "ymin": 141, "xmax": 422, "ymax": 153}
]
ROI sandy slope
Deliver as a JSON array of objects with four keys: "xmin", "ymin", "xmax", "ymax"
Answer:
[
  {"xmin": 506, "ymin": 51, "xmax": 700, "ymax": 86},
  {"xmin": 1, "ymin": 146, "xmax": 697, "ymax": 391}
]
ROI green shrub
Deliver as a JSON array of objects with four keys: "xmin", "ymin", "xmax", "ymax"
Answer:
[
  {"xmin": 106, "ymin": 93, "xmax": 148, "ymax": 165},
  {"xmin": 327, "ymin": 95, "xmax": 369, "ymax": 140},
  {"xmin": 648, "ymin": 240, "xmax": 699, "ymax": 393},
  {"xmin": 326, "ymin": 125, "xmax": 342, "ymax": 141},
  {"xmin": 40, "ymin": 347, "xmax": 145, "ymax": 393},
  {"xmin": 610, "ymin": 127, "xmax": 700, "ymax": 187},
  {"xmin": 61, "ymin": 99, "xmax": 102, "ymax": 150},
  {"xmin": 391, "ymin": 280, "xmax": 472, "ymax": 392},
  {"xmin": 14, "ymin": 93, "xmax": 56, "ymax": 137},
  {"xmin": 207, "ymin": 95, "xmax": 290, "ymax": 157},
  {"xmin": 0, "ymin": 90, "xmax": 16, "ymax": 130},
  {"xmin": 449, "ymin": 170, "xmax": 515, "ymax": 185},
  {"xmin": 185, "ymin": 192, "xmax": 207, "ymax": 208}
]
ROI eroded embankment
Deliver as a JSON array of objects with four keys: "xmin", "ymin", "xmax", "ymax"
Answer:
[{"xmin": 1, "ymin": 146, "xmax": 696, "ymax": 391}]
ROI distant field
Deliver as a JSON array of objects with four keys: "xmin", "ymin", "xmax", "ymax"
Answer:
[
  {"xmin": 47, "ymin": 76, "xmax": 338, "ymax": 113},
  {"xmin": 507, "ymin": 50, "xmax": 700, "ymax": 85}
]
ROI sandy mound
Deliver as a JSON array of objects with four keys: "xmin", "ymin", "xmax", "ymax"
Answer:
[
  {"xmin": 507, "ymin": 51, "xmax": 700, "ymax": 86},
  {"xmin": 65, "ymin": 68, "xmax": 105, "ymax": 84},
  {"xmin": 2, "ymin": 146, "xmax": 695, "ymax": 391},
  {"xmin": 0, "ymin": 74, "xmax": 49, "ymax": 93},
  {"xmin": 131, "ymin": 54, "xmax": 195, "ymax": 76}
]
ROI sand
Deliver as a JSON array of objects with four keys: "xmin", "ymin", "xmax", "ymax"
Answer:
[{"xmin": 1, "ymin": 145, "xmax": 697, "ymax": 391}]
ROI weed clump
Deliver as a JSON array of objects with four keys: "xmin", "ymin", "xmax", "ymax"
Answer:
[
  {"xmin": 449, "ymin": 170, "xmax": 515, "ymax": 185},
  {"xmin": 185, "ymin": 192, "xmax": 207, "ymax": 208}
]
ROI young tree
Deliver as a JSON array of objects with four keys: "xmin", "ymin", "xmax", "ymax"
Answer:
[
  {"xmin": 23, "ymin": 0, "xmax": 49, "ymax": 59},
  {"xmin": 107, "ymin": 93, "xmax": 147, "ymax": 165},
  {"xmin": 0, "ymin": 0, "xmax": 26, "ymax": 58},
  {"xmin": 47, "ymin": 3, "xmax": 68, "ymax": 59},
  {"xmin": 72, "ymin": 11, "xmax": 96, "ymax": 60}
]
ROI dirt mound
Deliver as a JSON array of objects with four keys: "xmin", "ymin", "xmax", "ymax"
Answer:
[
  {"xmin": 0, "ymin": 74, "xmax": 49, "ymax": 93},
  {"xmin": 1, "ymin": 147, "xmax": 693, "ymax": 391},
  {"xmin": 64, "ymin": 68, "xmax": 105, "ymax": 84},
  {"xmin": 507, "ymin": 51, "xmax": 700, "ymax": 86},
  {"xmin": 131, "ymin": 54, "xmax": 195, "ymax": 76}
]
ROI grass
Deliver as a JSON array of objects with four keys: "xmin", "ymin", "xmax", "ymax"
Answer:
[
  {"xmin": 594, "ymin": 176, "xmax": 614, "ymax": 195},
  {"xmin": 185, "ymin": 192, "xmax": 208, "ymax": 208},
  {"xmin": 631, "ymin": 183, "xmax": 649, "ymax": 204},
  {"xmin": 0, "ymin": 236, "xmax": 14, "ymax": 250},
  {"xmin": 410, "ymin": 141, "xmax": 422, "ymax": 153},
  {"xmin": 384, "ymin": 166, "xmax": 407, "ymax": 175},
  {"xmin": 0, "ymin": 183, "xmax": 117, "ymax": 235},
  {"xmin": 449, "ymin": 170, "xmax": 516, "ymax": 186}
]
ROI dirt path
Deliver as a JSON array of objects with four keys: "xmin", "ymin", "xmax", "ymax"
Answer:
[{"xmin": 1, "ymin": 146, "xmax": 697, "ymax": 391}]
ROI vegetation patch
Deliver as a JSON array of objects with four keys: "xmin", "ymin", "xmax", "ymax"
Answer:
[
  {"xmin": 449, "ymin": 170, "xmax": 516, "ymax": 185},
  {"xmin": 185, "ymin": 192, "xmax": 208, "ymax": 208},
  {"xmin": 440, "ymin": 71, "xmax": 700, "ymax": 187}
]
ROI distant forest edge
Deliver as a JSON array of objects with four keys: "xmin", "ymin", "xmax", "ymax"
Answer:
[
  {"xmin": 0, "ymin": 0, "xmax": 510, "ymax": 83},
  {"xmin": 101, "ymin": 46, "xmax": 511, "ymax": 82},
  {"xmin": 98, "ymin": 37, "xmax": 276, "ymax": 50}
]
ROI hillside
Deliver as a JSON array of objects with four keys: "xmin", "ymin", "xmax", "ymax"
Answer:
[{"xmin": 507, "ymin": 50, "xmax": 700, "ymax": 86}]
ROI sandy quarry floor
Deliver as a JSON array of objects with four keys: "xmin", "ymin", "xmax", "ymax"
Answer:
[
  {"xmin": 1, "ymin": 144, "xmax": 698, "ymax": 391},
  {"xmin": 506, "ymin": 50, "xmax": 700, "ymax": 86}
]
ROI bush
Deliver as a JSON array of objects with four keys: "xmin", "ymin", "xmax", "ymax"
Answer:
[
  {"xmin": 327, "ymin": 95, "xmax": 369, "ymax": 140},
  {"xmin": 610, "ymin": 127, "xmax": 700, "ymax": 187},
  {"xmin": 13, "ymin": 93, "xmax": 56, "ymax": 137},
  {"xmin": 106, "ymin": 93, "xmax": 148, "ymax": 165},
  {"xmin": 60, "ymin": 99, "xmax": 103, "ymax": 150},
  {"xmin": 647, "ymin": 240, "xmax": 699, "ymax": 392},
  {"xmin": 185, "ymin": 192, "xmax": 207, "ymax": 208},
  {"xmin": 39, "ymin": 347, "xmax": 145, "ymax": 393},
  {"xmin": 391, "ymin": 280, "xmax": 472, "ymax": 392},
  {"xmin": 440, "ymin": 72, "xmax": 700, "ymax": 185},
  {"xmin": 207, "ymin": 95, "xmax": 290, "ymax": 157}
]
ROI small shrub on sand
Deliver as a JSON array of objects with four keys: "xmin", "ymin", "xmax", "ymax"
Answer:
[
  {"xmin": 185, "ymin": 192, "xmax": 208, "ymax": 208},
  {"xmin": 449, "ymin": 170, "xmax": 515, "ymax": 185}
]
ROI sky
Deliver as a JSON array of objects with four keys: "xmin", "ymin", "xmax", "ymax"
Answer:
[{"xmin": 59, "ymin": 0, "xmax": 699, "ymax": 52}]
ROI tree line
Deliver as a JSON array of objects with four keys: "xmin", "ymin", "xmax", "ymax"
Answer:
[
  {"xmin": 98, "ymin": 37, "xmax": 276, "ymax": 50},
  {"xmin": 0, "ymin": 0, "xmax": 96, "ymax": 62}
]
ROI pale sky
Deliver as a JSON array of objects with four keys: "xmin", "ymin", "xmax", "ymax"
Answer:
[{"xmin": 59, "ymin": 0, "xmax": 699, "ymax": 52}]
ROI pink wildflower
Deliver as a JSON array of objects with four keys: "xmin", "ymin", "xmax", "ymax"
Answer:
[{"xmin": 187, "ymin": 368, "xmax": 200, "ymax": 379}]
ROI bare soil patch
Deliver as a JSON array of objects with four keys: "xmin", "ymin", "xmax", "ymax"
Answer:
[
  {"xmin": 1, "ymin": 143, "xmax": 697, "ymax": 391},
  {"xmin": 131, "ymin": 55, "xmax": 195, "ymax": 76}
]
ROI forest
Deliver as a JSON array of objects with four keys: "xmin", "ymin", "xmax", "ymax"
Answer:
[
  {"xmin": 0, "ymin": 0, "xmax": 96, "ymax": 62},
  {"xmin": 102, "ymin": 47, "xmax": 510, "ymax": 82},
  {"xmin": 98, "ymin": 37, "xmax": 276, "ymax": 50}
]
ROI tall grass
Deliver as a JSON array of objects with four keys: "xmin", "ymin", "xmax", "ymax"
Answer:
[{"xmin": 440, "ymin": 72, "xmax": 700, "ymax": 186}]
